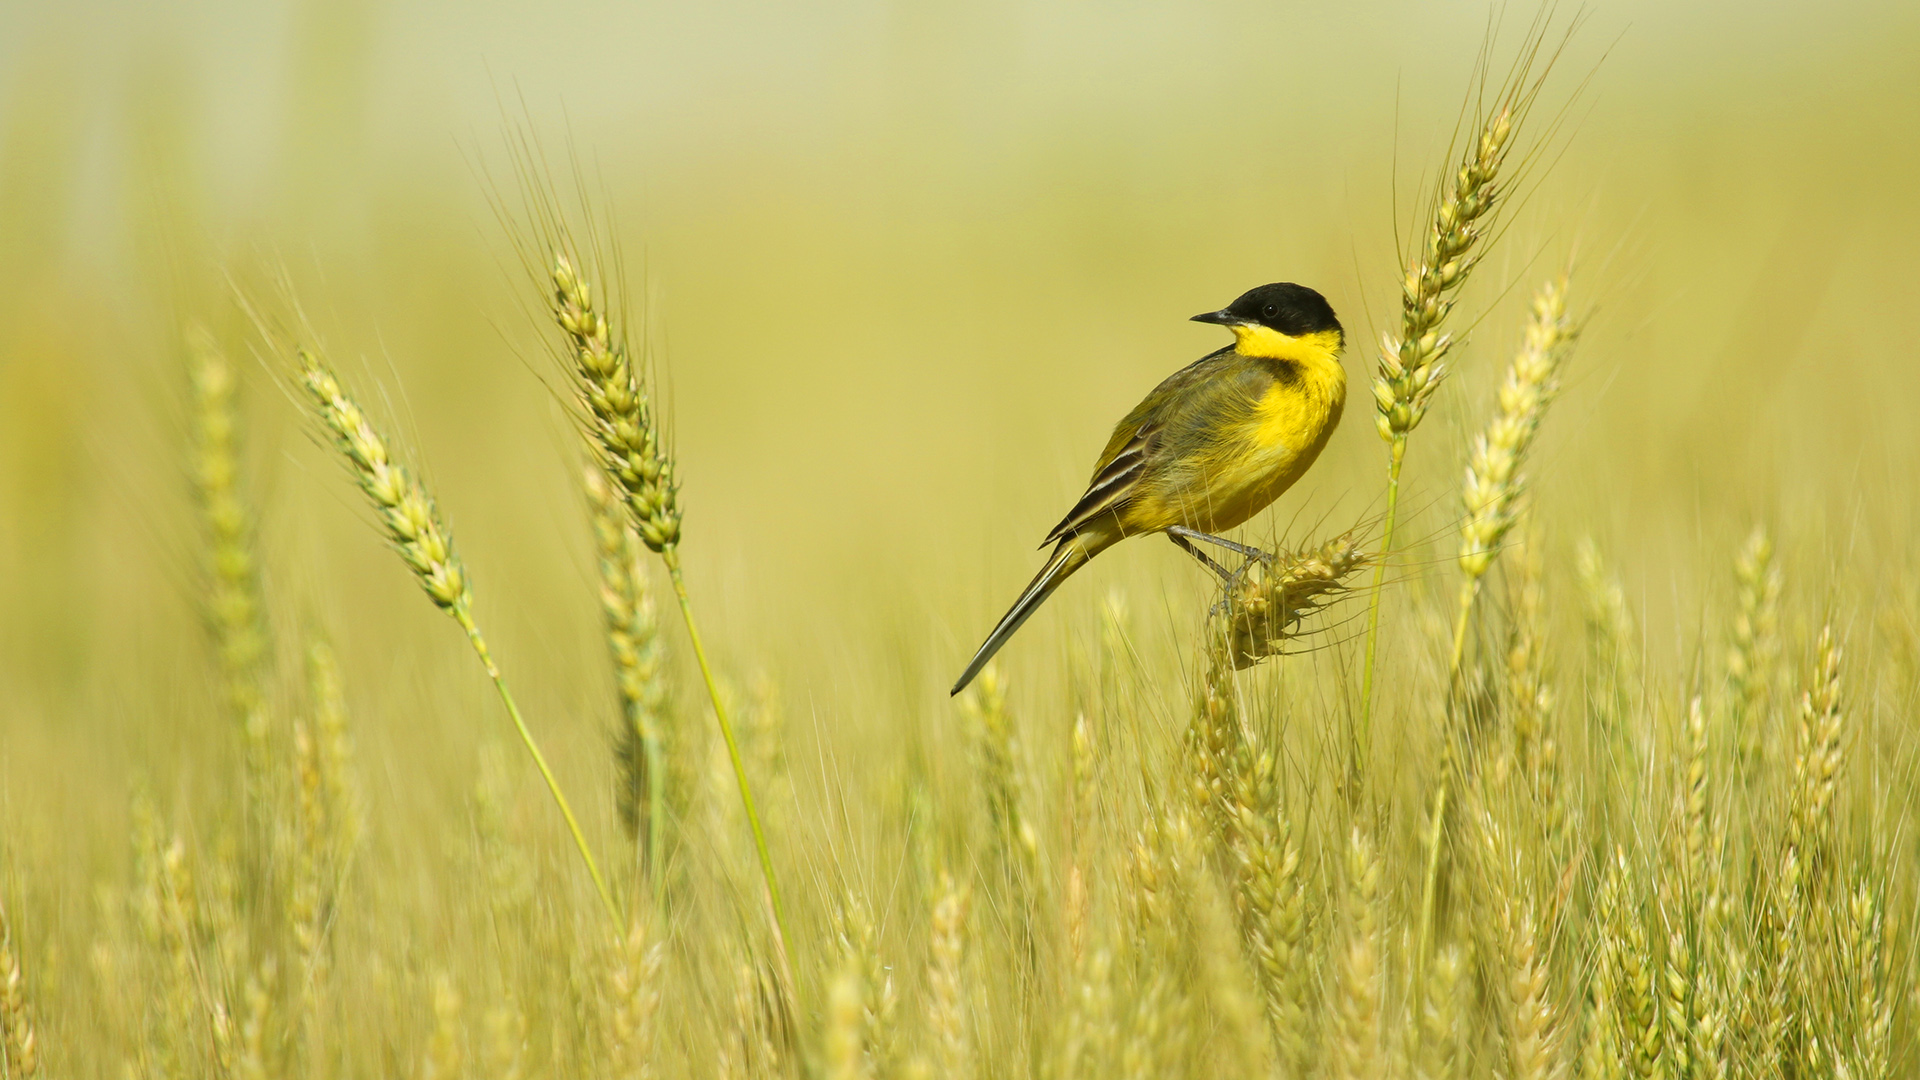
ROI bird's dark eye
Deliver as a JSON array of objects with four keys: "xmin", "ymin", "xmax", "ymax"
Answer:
[{"xmin": 1262, "ymin": 303, "xmax": 1280, "ymax": 320}]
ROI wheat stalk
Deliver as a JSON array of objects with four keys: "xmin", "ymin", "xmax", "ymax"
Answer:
[
  {"xmin": 0, "ymin": 897, "xmax": 37, "ymax": 1079},
  {"xmin": 296, "ymin": 347, "xmax": 617, "ymax": 923},
  {"xmin": 1358, "ymin": 61, "xmax": 1541, "ymax": 761},
  {"xmin": 545, "ymin": 250, "xmax": 790, "ymax": 969},
  {"xmin": 1448, "ymin": 274, "xmax": 1577, "ymax": 688},
  {"xmin": 1418, "ymin": 275, "xmax": 1577, "ymax": 975},
  {"xmin": 1327, "ymin": 827, "xmax": 1384, "ymax": 1080},
  {"xmin": 585, "ymin": 464, "xmax": 671, "ymax": 897},
  {"xmin": 1726, "ymin": 526, "xmax": 1781, "ymax": 772},
  {"xmin": 188, "ymin": 327, "xmax": 272, "ymax": 822},
  {"xmin": 924, "ymin": 871, "xmax": 971, "ymax": 1080}
]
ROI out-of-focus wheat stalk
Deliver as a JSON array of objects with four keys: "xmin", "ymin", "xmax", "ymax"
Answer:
[
  {"xmin": 830, "ymin": 894, "xmax": 896, "ymax": 1076},
  {"xmin": 585, "ymin": 464, "xmax": 671, "ymax": 901},
  {"xmin": 188, "ymin": 327, "xmax": 272, "ymax": 816},
  {"xmin": 424, "ymin": 972, "xmax": 463, "ymax": 1080},
  {"xmin": 962, "ymin": 667, "xmax": 1039, "ymax": 910},
  {"xmin": 1789, "ymin": 625, "xmax": 1844, "ymax": 876},
  {"xmin": 1411, "ymin": 943, "xmax": 1465, "ymax": 1080},
  {"xmin": 923, "ymin": 871, "xmax": 972, "ymax": 1080},
  {"xmin": 0, "ymin": 896, "xmax": 38, "ymax": 1079},
  {"xmin": 604, "ymin": 917, "xmax": 664, "ymax": 1077},
  {"xmin": 295, "ymin": 347, "xmax": 617, "ymax": 923},
  {"xmin": 824, "ymin": 961, "xmax": 872, "ymax": 1080},
  {"xmin": 1327, "ymin": 827, "xmax": 1384, "ymax": 1080},
  {"xmin": 1726, "ymin": 526, "xmax": 1781, "ymax": 776}
]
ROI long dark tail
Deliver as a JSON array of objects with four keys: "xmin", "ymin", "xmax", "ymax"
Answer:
[{"xmin": 951, "ymin": 538, "xmax": 1094, "ymax": 696}]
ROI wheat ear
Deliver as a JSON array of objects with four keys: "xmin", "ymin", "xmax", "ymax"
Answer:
[
  {"xmin": 1417, "ymin": 275, "xmax": 1576, "ymax": 972},
  {"xmin": 1327, "ymin": 827, "xmax": 1384, "ymax": 1080},
  {"xmin": 1448, "ymin": 273, "xmax": 1577, "ymax": 690},
  {"xmin": 296, "ymin": 348, "xmax": 616, "ymax": 923},
  {"xmin": 1218, "ymin": 529, "xmax": 1369, "ymax": 669}
]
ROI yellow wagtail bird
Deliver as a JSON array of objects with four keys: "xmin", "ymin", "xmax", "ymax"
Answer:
[{"xmin": 952, "ymin": 282, "xmax": 1346, "ymax": 695}]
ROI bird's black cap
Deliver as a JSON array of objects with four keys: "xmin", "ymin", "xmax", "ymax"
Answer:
[{"xmin": 1192, "ymin": 283, "xmax": 1342, "ymax": 338}]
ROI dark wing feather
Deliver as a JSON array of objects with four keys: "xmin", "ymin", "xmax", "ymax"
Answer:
[
  {"xmin": 1040, "ymin": 345, "xmax": 1236, "ymax": 546},
  {"xmin": 1041, "ymin": 421, "xmax": 1159, "ymax": 545}
]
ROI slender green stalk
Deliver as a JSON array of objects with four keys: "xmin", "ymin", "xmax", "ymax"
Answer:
[
  {"xmin": 1353, "ymin": 442, "xmax": 1404, "ymax": 787},
  {"xmin": 457, "ymin": 611, "xmax": 619, "ymax": 926},
  {"xmin": 660, "ymin": 550, "xmax": 792, "ymax": 963}
]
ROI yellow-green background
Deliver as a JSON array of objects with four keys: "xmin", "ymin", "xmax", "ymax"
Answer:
[{"xmin": 1, "ymin": 0, "xmax": 1917, "ymax": 995}]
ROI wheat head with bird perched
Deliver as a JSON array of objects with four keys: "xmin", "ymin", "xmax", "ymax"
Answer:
[{"xmin": 953, "ymin": 282, "xmax": 1346, "ymax": 694}]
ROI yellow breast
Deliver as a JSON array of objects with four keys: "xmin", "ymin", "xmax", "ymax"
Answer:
[
  {"xmin": 1119, "ymin": 330, "xmax": 1347, "ymax": 535},
  {"xmin": 1194, "ymin": 337, "xmax": 1347, "ymax": 531}
]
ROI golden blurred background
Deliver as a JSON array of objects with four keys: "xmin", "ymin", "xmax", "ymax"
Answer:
[{"xmin": 1, "ymin": 0, "xmax": 1917, "ymax": 885}]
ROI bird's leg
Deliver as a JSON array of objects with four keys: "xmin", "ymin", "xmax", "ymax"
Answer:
[
  {"xmin": 1167, "ymin": 525, "xmax": 1274, "ymax": 565},
  {"xmin": 1168, "ymin": 532, "xmax": 1235, "ymax": 581}
]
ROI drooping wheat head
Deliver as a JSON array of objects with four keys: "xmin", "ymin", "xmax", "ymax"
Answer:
[
  {"xmin": 297, "ymin": 351, "xmax": 472, "ymax": 627},
  {"xmin": 1217, "ymin": 530, "xmax": 1369, "ymax": 669},
  {"xmin": 544, "ymin": 244, "xmax": 788, "ymax": 970},
  {"xmin": 296, "ymin": 345, "xmax": 617, "ymax": 923}
]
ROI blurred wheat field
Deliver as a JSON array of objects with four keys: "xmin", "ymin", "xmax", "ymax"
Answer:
[{"xmin": 3, "ymin": 0, "xmax": 1920, "ymax": 1076}]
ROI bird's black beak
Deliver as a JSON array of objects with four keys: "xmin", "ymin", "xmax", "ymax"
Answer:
[{"xmin": 1190, "ymin": 308, "xmax": 1238, "ymax": 326}]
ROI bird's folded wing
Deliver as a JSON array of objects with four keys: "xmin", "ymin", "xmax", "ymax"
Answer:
[{"xmin": 1042, "ymin": 421, "xmax": 1160, "ymax": 546}]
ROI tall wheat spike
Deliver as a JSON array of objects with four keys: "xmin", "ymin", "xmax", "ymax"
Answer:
[{"xmin": 1359, "ymin": 29, "xmax": 1564, "ymax": 759}]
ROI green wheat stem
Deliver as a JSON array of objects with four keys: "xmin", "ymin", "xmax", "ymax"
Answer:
[
  {"xmin": 1354, "ymin": 436, "xmax": 1406, "ymax": 790},
  {"xmin": 1413, "ymin": 780, "xmax": 1448, "ymax": 986},
  {"xmin": 660, "ymin": 549, "xmax": 792, "ymax": 967},
  {"xmin": 1413, "ymin": 575, "xmax": 1480, "ymax": 984},
  {"xmin": 456, "ymin": 610, "xmax": 620, "ymax": 927},
  {"xmin": 646, "ymin": 730, "xmax": 666, "ymax": 915}
]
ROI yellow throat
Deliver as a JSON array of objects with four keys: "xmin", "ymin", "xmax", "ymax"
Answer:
[{"xmin": 1228, "ymin": 324, "xmax": 1346, "ymax": 366}]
